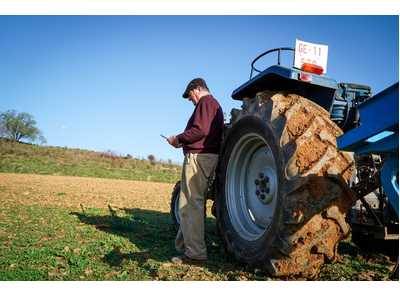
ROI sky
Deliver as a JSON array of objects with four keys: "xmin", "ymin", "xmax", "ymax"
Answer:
[{"xmin": 0, "ymin": 12, "xmax": 399, "ymax": 165}]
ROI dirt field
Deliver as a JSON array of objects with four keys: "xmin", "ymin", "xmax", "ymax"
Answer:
[
  {"xmin": 0, "ymin": 173, "xmax": 175, "ymax": 213},
  {"xmin": 0, "ymin": 172, "xmax": 397, "ymax": 281}
]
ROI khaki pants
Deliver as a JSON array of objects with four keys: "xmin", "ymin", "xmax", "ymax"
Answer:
[{"xmin": 175, "ymin": 153, "xmax": 218, "ymax": 260}]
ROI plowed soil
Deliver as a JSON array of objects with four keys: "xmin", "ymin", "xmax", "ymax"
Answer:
[{"xmin": 0, "ymin": 173, "xmax": 174, "ymax": 212}]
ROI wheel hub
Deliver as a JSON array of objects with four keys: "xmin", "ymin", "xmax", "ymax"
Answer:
[
  {"xmin": 226, "ymin": 133, "xmax": 278, "ymax": 241},
  {"xmin": 255, "ymin": 170, "xmax": 276, "ymax": 205}
]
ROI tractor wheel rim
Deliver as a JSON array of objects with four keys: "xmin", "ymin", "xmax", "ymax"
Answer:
[{"xmin": 226, "ymin": 133, "xmax": 278, "ymax": 241}]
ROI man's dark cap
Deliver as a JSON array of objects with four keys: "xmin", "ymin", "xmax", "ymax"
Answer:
[{"xmin": 182, "ymin": 78, "xmax": 208, "ymax": 98}]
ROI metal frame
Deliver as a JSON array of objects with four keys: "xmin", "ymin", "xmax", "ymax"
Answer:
[
  {"xmin": 337, "ymin": 83, "xmax": 399, "ymax": 154},
  {"xmin": 337, "ymin": 82, "xmax": 399, "ymax": 217},
  {"xmin": 250, "ymin": 47, "xmax": 295, "ymax": 79},
  {"xmin": 231, "ymin": 48, "xmax": 339, "ymax": 112}
]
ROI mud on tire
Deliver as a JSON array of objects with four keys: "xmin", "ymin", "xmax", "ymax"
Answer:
[{"xmin": 215, "ymin": 90, "xmax": 357, "ymax": 278}]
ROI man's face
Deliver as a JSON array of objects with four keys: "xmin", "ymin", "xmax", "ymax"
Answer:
[{"xmin": 188, "ymin": 88, "xmax": 200, "ymax": 106}]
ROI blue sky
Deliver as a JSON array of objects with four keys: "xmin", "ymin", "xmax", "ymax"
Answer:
[{"xmin": 0, "ymin": 14, "xmax": 398, "ymax": 165}]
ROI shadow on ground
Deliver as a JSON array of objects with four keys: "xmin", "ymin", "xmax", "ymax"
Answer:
[{"xmin": 71, "ymin": 205, "xmax": 220, "ymax": 270}]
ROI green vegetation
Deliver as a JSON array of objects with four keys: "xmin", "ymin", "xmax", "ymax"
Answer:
[
  {"xmin": 0, "ymin": 137, "xmax": 397, "ymax": 281},
  {"xmin": 0, "ymin": 199, "xmax": 396, "ymax": 281},
  {"xmin": 0, "ymin": 109, "xmax": 46, "ymax": 144},
  {"xmin": 0, "ymin": 138, "xmax": 182, "ymax": 184},
  {"xmin": 0, "ymin": 202, "xmax": 258, "ymax": 281}
]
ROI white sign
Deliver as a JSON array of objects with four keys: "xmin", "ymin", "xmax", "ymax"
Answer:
[{"xmin": 294, "ymin": 39, "xmax": 329, "ymax": 73}]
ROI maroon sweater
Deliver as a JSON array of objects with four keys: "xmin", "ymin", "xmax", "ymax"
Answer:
[{"xmin": 177, "ymin": 95, "xmax": 223, "ymax": 156}]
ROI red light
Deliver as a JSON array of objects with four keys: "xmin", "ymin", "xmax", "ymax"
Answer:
[
  {"xmin": 302, "ymin": 63, "xmax": 324, "ymax": 75},
  {"xmin": 299, "ymin": 72, "xmax": 312, "ymax": 82}
]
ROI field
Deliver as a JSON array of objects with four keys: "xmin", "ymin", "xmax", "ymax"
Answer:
[
  {"xmin": 0, "ymin": 172, "xmax": 397, "ymax": 282},
  {"xmin": 0, "ymin": 137, "xmax": 182, "ymax": 184},
  {"xmin": 0, "ymin": 138, "xmax": 398, "ymax": 282}
]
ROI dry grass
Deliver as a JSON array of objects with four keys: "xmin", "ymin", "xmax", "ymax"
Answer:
[{"xmin": 0, "ymin": 138, "xmax": 182, "ymax": 183}]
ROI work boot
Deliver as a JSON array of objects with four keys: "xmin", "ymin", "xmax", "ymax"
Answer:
[{"xmin": 171, "ymin": 253, "xmax": 206, "ymax": 264}]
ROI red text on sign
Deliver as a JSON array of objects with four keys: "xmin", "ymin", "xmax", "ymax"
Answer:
[{"xmin": 299, "ymin": 43, "xmax": 322, "ymax": 57}]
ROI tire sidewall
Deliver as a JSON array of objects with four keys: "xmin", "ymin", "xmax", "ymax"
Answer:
[
  {"xmin": 216, "ymin": 115, "xmax": 286, "ymax": 263},
  {"xmin": 170, "ymin": 181, "xmax": 181, "ymax": 231}
]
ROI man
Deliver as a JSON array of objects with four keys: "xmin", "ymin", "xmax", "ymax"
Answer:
[{"xmin": 167, "ymin": 78, "xmax": 223, "ymax": 264}]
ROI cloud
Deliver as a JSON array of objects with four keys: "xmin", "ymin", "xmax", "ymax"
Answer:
[{"xmin": 62, "ymin": 126, "xmax": 66, "ymax": 129}]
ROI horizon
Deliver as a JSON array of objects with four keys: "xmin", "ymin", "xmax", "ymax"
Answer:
[{"xmin": 1, "ymin": 15, "xmax": 398, "ymax": 165}]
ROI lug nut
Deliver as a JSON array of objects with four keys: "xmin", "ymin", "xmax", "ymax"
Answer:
[
  {"xmin": 255, "ymin": 179, "xmax": 260, "ymax": 185},
  {"xmin": 255, "ymin": 190, "xmax": 260, "ymax": 196},
  {"xmin": 265, "ymin": 187, "xmax": 270, "ymax": 194},
  {"xmin": 259, "ymin": 173, "xmax": 264, "ymax": 178},
  {"xmin": 265, "ymin": 177, "xmax": 269, "ymax": 183},
  {"xmin": 260, "ymin": 194, "xmax": 266, "ymax": 200}
]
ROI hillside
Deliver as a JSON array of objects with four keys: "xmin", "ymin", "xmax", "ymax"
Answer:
[{"xmin": 0, "ymin": 138, "xmax": 182, "ymax": 184}]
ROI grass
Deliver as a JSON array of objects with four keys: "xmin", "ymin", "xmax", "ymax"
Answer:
[
  {"xmin": 1, "ymin": 201, "xmax": 396, "ymax": 281},
  {"xmin": 0, "ymin": 137, "xmax": 182, "ymax": 184},
  {"xmin": 0, "ymin": 199, "xmax": 260, "ymax": 281},
  {"xmin": 0, "ymin": 138, "xmax": 398, "ymax": 281},
  {"xmin": 0, "ymin": 173, "xmax": 397, "ymax": 281}
]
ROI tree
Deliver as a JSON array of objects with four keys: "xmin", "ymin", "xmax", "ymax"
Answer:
[
  {"xmin": 0, "ymin": 109, "xmax": 47, "ymax": 144},
  {"xmin": 148, "ymin": 154, "xmax": 155, "ymax": 162}
]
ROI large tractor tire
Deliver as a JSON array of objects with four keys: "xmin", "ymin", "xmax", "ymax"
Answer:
[
  {"xmin": 170, "ymin": 181, "xmax": 181, "ymax": 231},
  {"xmin": 170, "ymin": 180, "xmax": 211, "ymax": 232},
  {"xmin": 215, "ymin": 90, "xmax": 357, "ymax": 279}
]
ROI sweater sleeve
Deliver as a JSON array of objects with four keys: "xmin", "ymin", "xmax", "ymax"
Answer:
[{"xmin": 177, "ymin": 97, "xmax": 215, "ymax": 144}]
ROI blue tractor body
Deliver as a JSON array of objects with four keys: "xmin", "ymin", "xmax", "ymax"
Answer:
[
  {"xmin": 232, "ymin": 64, "xmax": 338, "ymax": 113},
  {"xmin": 231, "ymin": 48, "xmax": 399, "ymax": 276},
  {"xmin": 231, "ymin": 48, "xmax": 374, "ymax": 135}
]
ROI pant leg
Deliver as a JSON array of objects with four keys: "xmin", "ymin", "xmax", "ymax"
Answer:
[
  {"xmin": 175, "ymin": 153, "xmax": 218, "ymax": 260},
  {"xmin": 174, "ymin": 154, "xmax": 189, "ymax": 254}
]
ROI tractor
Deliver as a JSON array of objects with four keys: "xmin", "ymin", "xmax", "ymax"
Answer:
[{"xmin": 170, "ymin": 43, "xmax": 399, "ymax": 279}]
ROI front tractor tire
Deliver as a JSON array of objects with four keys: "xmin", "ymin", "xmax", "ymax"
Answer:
[
  {"xmin": 170, "ymin": 181, "xmax": 181, "ymax": 231},
  {"xmin": 215, "ymin": 91, "xmax": 356, "ymax": 279}
]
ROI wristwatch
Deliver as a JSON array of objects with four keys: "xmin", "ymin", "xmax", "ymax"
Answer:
[{"xmin": 174, "ymin": 137, "xmax": 179, "ymax": 145}]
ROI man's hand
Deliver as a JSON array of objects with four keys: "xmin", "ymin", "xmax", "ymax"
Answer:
[
  {"xmin": 167, "ymin": 135, "xmax": 176, "ymax": 146},
  {"xmin": 167, "ymin": 135, "xmax": 182, "ymax": 148}
]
